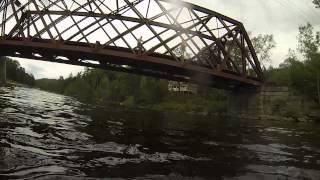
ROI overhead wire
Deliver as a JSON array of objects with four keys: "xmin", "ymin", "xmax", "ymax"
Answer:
[
  {"xmin": 294, "ymin": 0, "xmax": 320, "ymax": 16},
  {"xmin": 282, "ymin": 0, "xmax": 319, "ymax": 22},
  {"xmin": 295, "ymin": 0, "xmax": 320, "ymax": 25},
  {"xmin": 272, "ymin": 0, "xmax": 310, "ymax": 22}
]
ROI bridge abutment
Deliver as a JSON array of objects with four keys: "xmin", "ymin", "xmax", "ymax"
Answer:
[
  {"xmin": 230, "ymin": 88, "xmax": 264, "ymax": 116},
  {"xmin": 229, "ymin": 86, "xmax": 320, "ymax": 122},
  {"xmin": 0, "ymin": 56, "xmax": 6, "ymax": 85}
]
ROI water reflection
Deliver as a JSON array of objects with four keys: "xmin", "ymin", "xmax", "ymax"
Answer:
[{"xmin": 0, "ymin": 87, "xmax": 320, "ymax": 179}]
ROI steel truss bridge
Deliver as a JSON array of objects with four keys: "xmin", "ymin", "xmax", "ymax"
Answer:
[{"xmin": 0, "ymin": 0, "xmax": 263, "ymax": 89}]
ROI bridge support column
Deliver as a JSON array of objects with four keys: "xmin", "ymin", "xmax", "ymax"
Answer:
[
  {"xmin": 0, "ymin": 56, "xmax": 6, "ymax": 85},
  {"xmin": 228, "ymin": 86, "xmax": 307, "ymax": 120},
  {"xmin": 229, "ymin": 88, "xmax": 263, "ymax": 117}
]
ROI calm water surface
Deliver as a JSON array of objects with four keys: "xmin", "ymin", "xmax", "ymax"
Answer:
[{"xmin": 0, "ymin": 87, "xmax": 320, "ymax": 179}]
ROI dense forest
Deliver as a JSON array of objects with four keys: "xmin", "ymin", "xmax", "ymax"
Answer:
[{"xmin": 0, "ymin": 57, "xmax": 35, "ymax": 86}]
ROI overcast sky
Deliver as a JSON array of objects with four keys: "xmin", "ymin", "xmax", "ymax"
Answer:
[{"xmin": 15, "ymin": 0, "xmax": 320, "ymax": 79}]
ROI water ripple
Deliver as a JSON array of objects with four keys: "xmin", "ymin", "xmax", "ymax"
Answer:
[{"xmin": 0, "ymin": 87, "xmax": 320, "ymax": 179}]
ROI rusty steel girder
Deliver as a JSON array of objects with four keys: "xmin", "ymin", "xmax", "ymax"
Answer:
[{"xmin": 0, "ymin": 0, "xmax": 263, "ymax": 88}]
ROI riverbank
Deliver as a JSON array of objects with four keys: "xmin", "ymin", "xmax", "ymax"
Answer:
[
  {"xmin": 119, "ymin": 93, "xmax": 228, "ymax": 116},
  {"xmin": 32, "ymin": 78, "xmax": 320, "ymax": 123},
  {"xmin": 34, "ymin": 70, "xmax": 231, "ymax": 116},
  {"xmin": 93, "ymin": 86, "xmax": 320, "ymax": 123},
  {"xmin": 0, "ymin": 80, "xmax": 34, "ymax": 88}
]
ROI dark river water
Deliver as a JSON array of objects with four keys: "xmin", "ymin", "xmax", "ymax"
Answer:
[{"xmin": 0, "ymin": 87, "xmax": 320, "ymax": 179}]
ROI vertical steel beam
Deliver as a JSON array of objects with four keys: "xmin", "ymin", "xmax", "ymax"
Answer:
[
  {"xmin": 0, "ymin": 56, "xmax": 6, "ymax": 85},
  {"xmin": 1, "ymin": 0, "xmax": 8, "ymax": 36}
]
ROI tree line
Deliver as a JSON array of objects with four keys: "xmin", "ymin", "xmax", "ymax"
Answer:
[
  {"xmin": 36, "ymin": 68, "xmax": 229, "ymax": 113},
  {"xmin": 37, "ymin": 69, "xmax": 168, "ymax": 104},
  {"xmin": 265, "ymin": 23, "xmax": 320, "ymax": 103},
  {"xmin": 0, "ymin": 57, "xmax": 35, "ymax": 86}
]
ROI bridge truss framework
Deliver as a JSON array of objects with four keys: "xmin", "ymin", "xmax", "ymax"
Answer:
[{"xmin": 0, "ymin": 0, "xmax": 263, "ymax": 89}]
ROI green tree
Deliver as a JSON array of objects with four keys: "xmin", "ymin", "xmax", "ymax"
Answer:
[
  {"xmin": 297, "ymin": 23, "xmax": 320, "ymax": 60},
  {"xmin": 314, "ymin": 0, "xmax": 320, "ymax": 8},
  {"xmin": 64, "ymin": 78, "xmax": 93, "ymax": 102},
  {"xmin": 251, "ymin": 34, "xmax": 276, "ymax": 68},
  {"xmin": 263, "ymin": 23, "xmax": 320, "ymax": 103},
  {"xmin": 0, "ymin": 57, "xmax": 36, "ymax": 86}
]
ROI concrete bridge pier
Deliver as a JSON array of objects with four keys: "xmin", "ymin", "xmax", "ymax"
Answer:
[
  {"xmin": 0, "ymin": 56, "xmax": 6, "ymax": 85},
  {"xmin": 229, "ymin": 86, "xmax": 293, "ymax": 118},
  {"xmin": 229, "ymin": 88, "xmax": 263, "ymax": 117}
]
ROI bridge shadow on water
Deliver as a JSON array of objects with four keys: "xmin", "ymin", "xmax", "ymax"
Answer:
[{"xmin": 0, "ymin": 87, "xmax": 320, "ymax": 179}]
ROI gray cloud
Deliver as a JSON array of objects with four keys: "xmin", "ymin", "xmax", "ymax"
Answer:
[
  {"xmin": 187, "ymin": 0, "xmax": 320, "ymax": 66},
  {"xmin": 25, "ymin": 63, "xmax": 45, "ymax": 77},
  {"xmin": 16, "ymin": 58, "xmax": 84, "ymax": 79}
]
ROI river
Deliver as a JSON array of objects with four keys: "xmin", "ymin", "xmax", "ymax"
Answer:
[{"xmin": 0, "ymin": 87, "xmax": 320, "ymax": 179}]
